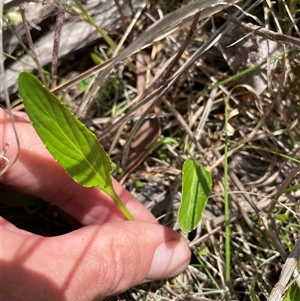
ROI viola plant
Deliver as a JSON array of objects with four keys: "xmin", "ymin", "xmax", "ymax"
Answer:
[
  {"xmin": 18, "ymin": 71, "xmax": 212, "ymax": 230},
  {"xmin": 179, "ymin": 159, "xmax": 212, "ymax": 232},
  {"xmin": 18, "ymin": 71, "xmax": 134, "ymax": 220}
]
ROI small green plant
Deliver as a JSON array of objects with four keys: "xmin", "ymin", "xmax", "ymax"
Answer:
[
  {"xmin": 18, "ymin": 71, "xmax": 212, "ymax": 230},
  {"xmin": 178, "ymin": 159, "xmax": 212, "ymax": 233}
]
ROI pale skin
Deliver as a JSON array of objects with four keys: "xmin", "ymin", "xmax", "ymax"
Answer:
[{"xmin": 0, "ymin": 108, "xmax": 191, "ymax": 301}]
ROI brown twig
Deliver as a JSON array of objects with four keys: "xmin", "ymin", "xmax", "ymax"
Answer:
[
  {"xmin": 19, "ymin": 4, "xmax": 47, "ymax": 86},
  {"xmin": 51, "ymin": 0, "xmax": 66, "ymax": 89},
  {"xmin": 114, "ymin": 0, "xmax": 132, "ymax": 42},
  {"xmin": 220, "ymin": 11, "xmax": 300, "ymax": 49},
  {"xmin": 154, "ymin": 11, "xmax": 201, "ymax": 89}
]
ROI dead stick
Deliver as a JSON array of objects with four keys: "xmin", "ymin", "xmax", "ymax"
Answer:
[
  {"xmin": 19, "ymin": 4, "xmax": 47, "ymax": 86},
  {"xmin": 51, "ymin": 0, "xmax": 66, "ymax": 89},
  {"xmin": 221, "ymin": 11, "xmax": 300, "ymax": 49}
]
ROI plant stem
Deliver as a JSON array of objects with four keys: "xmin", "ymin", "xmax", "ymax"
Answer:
[
  {"xmin": 72, "ymin": 0, "xmax": 117, "ymax": 50},
  {"xmin": 109, "ymin": 187, "xmax": 135, "ymax": 221},
  {"xmin": 224, "ymin": 97, "xmax": 231, "ymax": 282}
]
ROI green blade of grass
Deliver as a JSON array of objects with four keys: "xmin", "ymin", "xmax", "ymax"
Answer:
[
  {"xmin": 224, "ymin": 97, "xmax": 231, "ymax": 282},
  {"xmin": 283, "ymin": 283, "xmax": 300, "ymax": 301},
  {"xmin": 18, "ymin": 71, "xmax": 133, "ymax": 220},
  {"xmin": 72, "ymin": 0, "xmax": 117, "ymax": 50}
]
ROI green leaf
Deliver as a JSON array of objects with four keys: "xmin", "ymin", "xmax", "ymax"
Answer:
[
  {"xmin": 283, "ymin": 283, "xmax": 300, "ymax": 301},
  {"xmin": 178, "ymin": 159, "xmax": 212, "ymax": 233},
  {"xmin": 250, "ymin": 279, "xmax": 260, "ymax": 301},
  {"xmin": 18, "ymin": 71, "xmax": 134, "ymax": 220},
  {"xmin": 197, "ymin": 244, "xmax": 210, "ymax": 256}
]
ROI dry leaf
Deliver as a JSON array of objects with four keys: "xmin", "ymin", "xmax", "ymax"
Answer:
[
  {"xmin": 122, "ymin": 52, "xmax": 162, "ymax": 175},
  {"xmin": 219, "ymin": 25, "xmax": 282, "ymax": 94},
  {"xmin": 123, "ymin": 118, "xmax": 161, "ymax": 175}
]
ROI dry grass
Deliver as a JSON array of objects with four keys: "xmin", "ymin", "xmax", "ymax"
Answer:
[{"xmin": 2, "ymin": 0, "xmax": 300, "ymax": 300}]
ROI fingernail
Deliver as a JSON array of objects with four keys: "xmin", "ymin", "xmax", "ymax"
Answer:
[{"xmin": 146, "ymin": 239, "xmax": 191, "ymax": 280}]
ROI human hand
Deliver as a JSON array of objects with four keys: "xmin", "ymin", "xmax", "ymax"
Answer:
[{"xmin": 0, "ymin": 108, "xmax": 191, "ymax": 301}]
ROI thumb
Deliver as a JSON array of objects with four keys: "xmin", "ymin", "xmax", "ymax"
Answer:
[{"xmin": 2, "ymin": 218, "xmax": 191, "ymax": 301}]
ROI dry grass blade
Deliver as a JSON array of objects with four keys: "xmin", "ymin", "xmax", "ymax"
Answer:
[
  {"xmin": 121, "ymin": 52, "xmax": 161, "ymax": 176},
  {"xmin": 268, "ymin": 238, "xmax": 300, "ymax": 301},
  {"xmin": 221, "ymin": 12, "xmax": 300, "ymax": 49},
  {"xmin": 270, "ymin": 164, "xmax": 300, "ymax": 213},
  {"xmin": 97, "ymin": 5, "xmax": 243, "ymax": 143},
  {"xmin": 77, "ymin": 0, "xmax": 242, "ymax": 118},
  {"xmin": 19, "ymin": 4, "xmax": 47, "ymax": 86},
  {"xmin": 51, "ymin": 0, "xmax": 66, "ymax": 88},
  {"xmin": 122, "ymin": 118, "xmax": 161, "ymax": 178},
  {"xmin": 122, "ymin": 11, "xmax": 201, "ymax": 175},
  {"xmin": 52, "ymin": 0, "xmax": 241, "ymax": 97}
]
